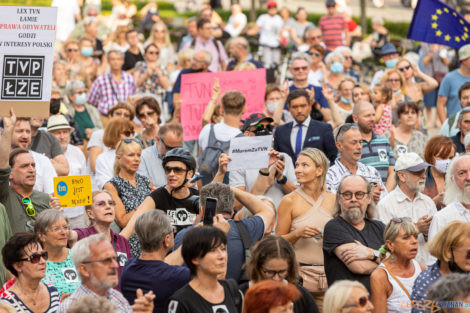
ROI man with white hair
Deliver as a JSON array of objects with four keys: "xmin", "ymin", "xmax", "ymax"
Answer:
[
  {"xmin": 60, "ymin": 233, "xmax": 154, "ymax": 313},
  {"xmin": 376, "ymin": 152, "xmax": 437, "ymax": 264},
  {"xmin": 428, "ymin": 153, "xmax": 470, "ymax": 241}
]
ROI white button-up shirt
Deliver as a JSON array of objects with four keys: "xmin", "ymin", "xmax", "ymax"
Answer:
[{"xmin": 428, "ymin": 200, "xmax": 470, "ymax": 241}]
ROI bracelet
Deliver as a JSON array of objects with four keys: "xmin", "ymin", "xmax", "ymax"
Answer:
[
  {"xmin": 277, "ymin": 175, "xmax": 287, "ymax": 185},
  {"xmin": 259, "ymin": 169, "xmax": 269, "ymax": 176}
]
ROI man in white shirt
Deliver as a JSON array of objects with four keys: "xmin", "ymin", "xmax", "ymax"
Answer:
[
  {"xmin": 376, "ymin": 152, "xmax": 436, "ymax": 264},
  {"xmin": 428, "ymin": 153, "xmax": 470, "ymax": 241}
]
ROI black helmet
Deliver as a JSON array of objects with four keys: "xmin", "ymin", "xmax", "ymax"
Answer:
[{"xmin": 162, "ymin": 148, "xmax": 196, "ymax": 171}]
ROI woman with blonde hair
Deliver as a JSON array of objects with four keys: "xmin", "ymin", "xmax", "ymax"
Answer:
[
  {"xmin": 63, "ymin": 39, "xmax": 84, "ymax": 81},
  {"xmin": 104, "ymin": 25, "xmax": 129, "ymax": 54},
  {"xmin": 104, "ymin": 138, "xmax": 152, "ymax": 257},
  {"xmin": 370, "ymin": 218, "xmax": 425, "ymax": 313},
  {"xmin": 145, "ymin": 22, "xmax": 176, "ymax": 71},
  {"xmin": 276, "ymin": 148, "xmax": 335, "ymax": 310},
  {"xmin": 324, "ymin": 280, "xmax": 373, "ymax": 313}
]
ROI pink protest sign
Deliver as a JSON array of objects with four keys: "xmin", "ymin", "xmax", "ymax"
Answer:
[{"xmin": 180, "ymin": 68, "xmax": 266, "ymax": 141}]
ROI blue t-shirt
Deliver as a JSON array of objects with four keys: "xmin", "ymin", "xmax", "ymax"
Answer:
[
  {"xmin": 175, "ymin": 216, "xmax": 265, "ymax": 282},
  {"xmin": 438, "ymin": 69, "xmax": 470, "ymax": 117},
  {"xmin": 286, "ymin": 84, "xmax": 329, "ymax": 109},
  {"xmin": 121, "ymin": 258, "xmax": 190, "ymax": 313}
]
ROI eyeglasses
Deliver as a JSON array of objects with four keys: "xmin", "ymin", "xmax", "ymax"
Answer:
[
  {"xmin": 147, "ymin": 51, "xmax": 160, "ymax": 55},
  {"xmin": 344, "ymin": 295, "xmax": 371, "ymax": 308},
  {"xmin": 386, "ymin": 78, "xmax": 401, "ymax": 83},
  {"xmin": 451, "ymin": 247, "xmax": 470, "ymax": 260},
  {"xmin": 261, "ymin": 267, "xmax": 288, "ymax": 279},
  {"xmin": 307, "ymin": 51, "xmax": 320, "ymax": 57},
  {"xmin": 398, "ymin": 65, "xmax": 411, "ymax": 72},
  {"xmin": 334, "ymin": 123, "xmax": 357, "ymax": 142},
  {"xmin": 122, "ymin": 130, "xmax": 135, "ymax": 137},
  {"xmin": 95, "ymin": 200, "xmax": 116, "ymax": 207},
  {"xmin": 18, "ymin": 251, "xmax": 48, "ymax": 264},
  {"xmin": 22, "ymin": 197, "xmax": 36, "ymax": 217},
  {"xmin": 122, "ymin": 138, "xmax": 139, "ymax": 144},
  {"xmin": 113, "ymin": 111, "xmax": 131, "ymax": 118},
  {"xmin": 82, "ymin": 256, "xmax": 119, "ymax": 266},
  {"xmin": 293, "ymin": 66, "xmax": 308, "ymax": 71},
  {"xmin": 49, "ymin": 225, "xmax": 70, "ymax": 233},
  {"xmin": 160, "ymin": 137, "xmax": 181, "ymax": 151},
  {"xmin": 67, "ymin": 48, "xmax": 79, "ymax": 52},
  {"xmin": 138, "ymin": 111, "xmax": 157, "ymax": 119},
  {"xmin": 339, "ymin": 191, "xmax": 368, "ymax": 200},
  {"xmin": 391, "ymin": 217, "xmax": 412, "ymax": 223},
  {"xmin": 164, "ymin": 166, "xmax": 187, "ymax": 174}
]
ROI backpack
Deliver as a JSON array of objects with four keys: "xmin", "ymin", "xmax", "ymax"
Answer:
[{"xmin": 198, "ymin": 124, "xmax": 232, "ymax": 185}]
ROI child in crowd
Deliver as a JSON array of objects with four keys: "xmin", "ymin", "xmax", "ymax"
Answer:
[{"xmin": 372, "ymin": 83, "xmax": 393, "ymax": 135}]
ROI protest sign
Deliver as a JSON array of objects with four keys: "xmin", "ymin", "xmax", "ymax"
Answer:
[
  {"xmin": 53, "ymin": 175, "xmax": 92, "ymax": 208},
  {"xmin": 0, "ymin": 6, "xmax": 57, "ymax": 117},
  {"xmin": 227, "ymin": 135, "xmax": 272, "ymax": 171},
  {"xmin": 180, "ymin": 68, "xmax": 266, "ymax": 141}
]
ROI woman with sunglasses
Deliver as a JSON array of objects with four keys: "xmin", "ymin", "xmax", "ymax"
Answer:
[
  {"xmin": 145, "ymin": 22, "xmax": 176, "ymax": 71},
  {"xmin": 34, "ymin": 210, "xmax": 81, "ymax": 298},
  {"xmin": 243, "ymin": 236, "xmax": 319, "ymax": 313},
  {"xmin": 410, "ymin": 221, "xmax": 470, "ymax": 313},
  {"xmin": 134, "ymin": 96, "xmax": 162, "ymax": 149},
  {"xmin": 134, "ymin": 43, "xmax": 169, "ymax": 95},
  {"xmin": 63, "ymin": 39, "xmax": 84, "ymax": 81},
  {"xmin": 370, "ymin": 218, "xmax": 425, "ymax": 313},
  {"xmin": 68, "ymin": 190, "xmax": 131, "ymax": 291},
  {"xmin": 323, "ymin": 280, "xmax": 373, "ymax": 313},
  {"xmin": 104, "ymin": 138, "xmax": 153, "ymax": 257},
  {"xmin": 1, "ymin": 232, "xmax": 60, "ymax": 313},
  {"xmin": 276, "ymin": 148, "xmax": 334, "ymax": 310},
  {"xmin": 307, "ymin": 44, "xmax": 326, "ymax": 87}
]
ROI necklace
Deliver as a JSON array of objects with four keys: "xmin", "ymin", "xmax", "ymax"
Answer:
[{"xmin": 15, "ymin": 280, "xmax": 41, "ymax": 306}]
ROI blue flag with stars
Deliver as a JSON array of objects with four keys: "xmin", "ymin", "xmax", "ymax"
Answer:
[{"xmin": 407, "ymin": 0, "xmax": 470, "ymax": 49}]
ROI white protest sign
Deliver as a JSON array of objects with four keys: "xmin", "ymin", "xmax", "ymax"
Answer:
[
  {"xmin": 0, "ymin": 6, "xmax": 57, "ymax": 117},
  {"xmin": 227, "ymin": 135, "xmax": 273, "ymax": 171}
]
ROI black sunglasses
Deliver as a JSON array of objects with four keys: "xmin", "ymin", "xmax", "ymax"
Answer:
[
  {"xmin": 160, "ymin": 137, "xmax": 181, "ymax": 151},
  {"xmin": 19, "ymin": 251, "xmax": 48, "ymax": 264},
  {"xmin": 344, "ymin": 295, "xmax": 371, "ymax": 308},
  {"xmin": 250, "ymin": 124, "xmax": 273, "ymax": 132},
  {"xmin": 307, "ymin": 51, "xmax": 321, "ymax": 57},
  {"xmin": 398, "ymin": 65, "xmax": 411, "ymax": 72},
  {"xmin": 164, "ymin": 166, "xmax": 187, "ymax": 174}
]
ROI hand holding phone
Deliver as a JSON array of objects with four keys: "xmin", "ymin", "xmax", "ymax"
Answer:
[{"xmin": 203, "ymin": 197, "xmax": 218, "ymax": 226}]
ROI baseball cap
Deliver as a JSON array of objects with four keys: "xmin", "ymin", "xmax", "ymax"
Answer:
[
  {"xmin": 47, "ymin": 115, "xmax": 73, "ymax": 132},
  {"xmin": 326, "ymin": 0, "xmax": 336, "ymax": 6},
  {"xmin": 242, "ymin": 113, "xmax": 274, "ymax": 131},
  {"xmin": 459, "ymin": 44, "xmax": 470, "ymax": 61},
  {"xmin": 267, "ymin": 1, "xmax": 277, "ymax": 8},
  {"xmin": 380, "ymin": 43, "xmax": 398, "ymax": 56},
  {"xmin": 394, "ymin": 152, "xmax": 430, "ymax": 172}
]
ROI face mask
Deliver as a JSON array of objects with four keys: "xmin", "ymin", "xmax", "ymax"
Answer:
[
  {"xmin": 394, "ymin": 89, "xmax": 402, "ymax": 95},
  {"xmin": 75, "ymin": 92, "xmax": 87, "ymax": 106},
  {"xmin": 81, "ymin": 47, "xmax": 94, "ymax": 57},
  {"xmin": 385, "ymin": 58, "xmax": 398, "ymax": 69},
  {"xmin": 266, "ymin": 101, "xmax": 279, "ymax": 114},
  {"xmin": 448, "ymin": 251, "xmax": 469, "ymax": 274},
  {"xmin": 330, "ymin": 62, "xmax": 344, "ymax": 74},
  {"xmin": 434, "ymin": 158, "xmax": 451, "ymax": 173},
  {"xmin": 49, "ymin": 99, "xmax": 61, "ymax": 114},
  {"xmin": 340, "ymin": 96, "xmax": 352, "ymax": 104}
]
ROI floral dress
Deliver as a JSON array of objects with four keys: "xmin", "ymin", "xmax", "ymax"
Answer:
[
  {"xmin": 373, "ymin": 103, "xmax": 393, "ymax": 136},
  {"xmin": 109, "ymin": 173, "xmax": 151, "ymax": 257}
]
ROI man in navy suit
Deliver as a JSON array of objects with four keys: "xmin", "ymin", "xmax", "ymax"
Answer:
[{"xmin": 273, "ymin": 89, "xmax": 337, "ymax": 165}]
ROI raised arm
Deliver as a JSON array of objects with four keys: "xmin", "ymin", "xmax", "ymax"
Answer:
[
  {"xmin": 0, "ymin": 109, "xmax": 15, "ymax": 169},
  {"xmin": 231, "ymin": 186, "xmax": 274, "ymax": 233}
]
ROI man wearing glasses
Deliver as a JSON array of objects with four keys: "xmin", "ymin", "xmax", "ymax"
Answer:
[{"xmin": 323, "ymin": 175, "xmax": 385, "ymax": 292}]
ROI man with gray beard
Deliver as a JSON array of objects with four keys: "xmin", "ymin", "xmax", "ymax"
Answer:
[
  {"xmin": 323, "ymin": 175, "xmax": 385, "ymax": 292},
  {"xmin": 428, "ymin": 153, "xmax": 470, "ymax": 242},
  {"xmin": 376, "ymin": 153, "xmax": 437, "ymax": 264}
]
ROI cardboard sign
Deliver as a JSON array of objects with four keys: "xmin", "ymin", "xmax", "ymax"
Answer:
[
  {"xmin": 53, "ymin": 175, "xmax": 92, "ymax": 208},
  {"xmin": 0, "ymin": 6, "xmax": 57, "ymax": 117},
  {"xmin": 227, "ymin": 135, "xmax": 272, "ymax": 171},
  {"xmin": 180, "ymin": 68, "xmax": 266, "ymax": 141}
]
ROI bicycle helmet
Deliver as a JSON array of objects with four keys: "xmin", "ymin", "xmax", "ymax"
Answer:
[{"xmin": 162, "ymin": 148, "xmax": 196, "ymax": 172}]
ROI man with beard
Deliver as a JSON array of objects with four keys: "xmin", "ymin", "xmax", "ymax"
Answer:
[
  {"xmin": 226, "ymin": 37, "xmax": 263, "ymax": 71},
  {"xmin": 428, "ymin": 153, "xmax": 470, "ymax": 241},
  {"xmin": 323, "ymin": 175, "xmax": 385, "ymax": 292},
  {"xmin": 60, "ymin": 234, "xmax": 155, "ymax": 313},
  {"xmin": 376, "ymin": 153, "xmax": 436, "ymax": 264}
]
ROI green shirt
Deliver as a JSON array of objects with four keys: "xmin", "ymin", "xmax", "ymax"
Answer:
[
  {"xmin": 73, "ymin": 109, "xmax": 95, "ymax": 139},
  {"xmin": 43, "ymin": 250, "xmax": 81, "ymax": 296},
  {"xmin": 0, "ymin": 203, "xmax": 12, "ymax": 286}
]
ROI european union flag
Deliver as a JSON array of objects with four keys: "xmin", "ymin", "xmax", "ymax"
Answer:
[{"xmin": 407, "ymin": 0, "xmax": 470, "ymax": 49}]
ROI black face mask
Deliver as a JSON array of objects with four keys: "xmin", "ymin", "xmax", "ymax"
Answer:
[{"xmin": 50, "ymin": 99, "xmax": 61, "ymax": 115}]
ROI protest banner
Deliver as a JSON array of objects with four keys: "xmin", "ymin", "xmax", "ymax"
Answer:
[
  {"xmin": 227, "ymin": 135, "xmax": 272, "ymax": 171},
  {"xmin": 180, "ymin": 68, "xmax": 266, "ymax": 141},
  {"xmin": 53, "ymin": 175, "xmax": 92, "ymax": 208},
  {"xmin": 0, "ymin": 6, "xmax": 57, "ymax": 117}
]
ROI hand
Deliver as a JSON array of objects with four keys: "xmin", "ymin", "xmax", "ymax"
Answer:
[
  {"xmin": 411, "ymin": 63, "xmax": 422, "ymax": 77},
  {"xmin": 212, "ymin": 78, "xmax": 221, "ymax": 100},
  {"xmin": 213, "ymin": 214, "xmax": 230, "ymax": 234},
  {"xmin": 60, "ymin": 292, "xmax": 70, "ymax": 301},
  {"xmin": 217, "ymin": 153, "xmax": 232, "ymax": 176},
  {"xmin": 321, "ymin": 84, "xmax": 335, "ymax": 102},
  {"xmin": 416, "ymin": 215, "xmax": 432, "ymax": 235},
  {"xmin": 132, "ymin": 289, "xmax": 155, "ymax": 313},
  {"xmin": 268, "ymin": 148, "xmax": 280, "ymax": 168},
  {"xmin": 85, "ymin": 128, "xmax": 93, "ymax": 139},
  {"xmin": 280, "ymin": 80, "xmax": 289, "ymax": 100},
  {"xmin": 2, "ymin": 108, "xmax": 16, "ymax": 129},
  {"xmin": 371, "ymin": 184, "xmax": 382, "ymax": 203},
  {"xmin": 274, "ymin": 158, "xmax": 285, "ymax": 181},
  {"xmin": 341, "ymin": 241, "xmax": 373, "ymax": 264},
  {"xmin": 296, "ymin": 226, "xmax": 321, "ymax": 239},
  {"xmin": 49, "ymin": 195, "xmax": 62, "ymax": 211},
  {"xmin": 306, "ymin": 87, "xmax": 315, "ymax": 105},
  {"xmin": 433, "ymin": 192, "xmax": 444, "ymax": 207}
]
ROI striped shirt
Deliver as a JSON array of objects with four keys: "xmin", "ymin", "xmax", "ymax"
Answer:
[
  {"xmin": 59, "ymin": 284, "xmax": 132, "ymax": 313},
  {"xmin": 318, "ymin": 15, "xmax": 347, "ymax": 50},
  {"xmin": 88, "ymin": 71, "xmax": 137, "ymax": 115},
  {"xmin": 1, "ymin": 283, "xmax": 59, "ymax": 313},
  {"xmin": 359, "ymin": 132, "xmax": 395, "ymax": 184}
]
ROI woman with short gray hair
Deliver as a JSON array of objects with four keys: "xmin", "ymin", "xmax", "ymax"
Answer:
[
  {"xmin": 35, "ymin": 209, "xmax": 81, "ymax": 297},
  {"xmin": 324, "ymin": 52, "xmax": 346, "ymax": 96}
]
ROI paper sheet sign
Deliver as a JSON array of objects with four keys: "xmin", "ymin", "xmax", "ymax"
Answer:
[
  {"xmin": 53, "ymin": 175, "xmax": 92, "ymax": 208},
  {"xmin": 0, "ymin": 6, "xmax": 57, "ymax": 117},
  {"xmin": 180, "ymin": 68, "xmax": 266, "ymax": 141},
  {"xmin": 227, "ymin": 135, "xmax": 272, "ymax": 171}
]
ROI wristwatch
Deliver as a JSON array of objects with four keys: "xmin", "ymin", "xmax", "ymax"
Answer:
[
  {"xmin": 277, "ymin": 175, "xmax": 288, "ymax": 185},
  {"xmin": 372, "ymin": 249, "xmax": 380, "ymax": 262}
]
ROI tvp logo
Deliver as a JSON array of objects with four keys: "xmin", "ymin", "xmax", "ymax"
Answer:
[
  {"xmin": 2, "ymin": 55, "xmax": 44, "ymax": 99},
  {"xmin": 56, "ymin": 181, "xmax": 68, "ymax": 196}
]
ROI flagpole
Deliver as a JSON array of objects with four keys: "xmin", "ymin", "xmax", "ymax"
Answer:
[{"xmin": 402, "ymin": 39, "xmax": 409, "ymax": 56}]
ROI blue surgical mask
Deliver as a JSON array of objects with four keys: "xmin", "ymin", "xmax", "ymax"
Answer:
[
  {"xmin": 81, "ymin": 47, "xmax": 94, "ymax": 57},
  {"xmin": 330, "ymin": 62, "xmax": 344, "ymax": 74},
  {"xmin": 75, "ymin": 92, "xmax": 87, "ymax": 106},
  {"xmin": 385, "ymin": 58, "xmax": 398, "ymax": 69},
  {"xmin": 394, "ymin": 89, "xmax": 402, "ymax": 95},
  {"xmin": 340, "ymin": 96, "xmax": 352, "ymax": 104}
]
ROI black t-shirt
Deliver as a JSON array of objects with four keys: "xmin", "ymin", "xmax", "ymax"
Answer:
[
  {"xmin": 323, "ymin": 216, "xmax": 385, "ymax": 292},
  {"xmin": 123, "ymin": 50, "xmax": 144, "ymax": 71},
  {"xmin": 167, "ymin": 280, "xmax": 239, "ymax": 313},
  {"xmin": 149, "ymin": 187, "xmax": 199, "ymax": 232}
]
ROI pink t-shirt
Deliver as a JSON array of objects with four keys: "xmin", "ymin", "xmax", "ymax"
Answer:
[{"xmin": 374, "ymin": 103, "xmax": 393, "ymax": 136}]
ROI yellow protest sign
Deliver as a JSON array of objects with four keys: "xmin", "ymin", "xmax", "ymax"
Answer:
[{"xmin": 53, "ymin": 175, "xmax": 92, "ymax": 207}]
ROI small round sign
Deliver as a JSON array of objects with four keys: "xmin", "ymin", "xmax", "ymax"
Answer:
[{"xmin": 57, "ymin": 181, "xmax": 68, "ymax": 196}]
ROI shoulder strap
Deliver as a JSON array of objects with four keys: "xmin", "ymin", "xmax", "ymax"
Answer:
[
  {"xmin": 295, "ymin": 188, "xmax": 324, "ymax": 207},
  {"xmin": 382, "ymin": 264, "xmax": 411, "ymax": 300},
  {"xmin": 190, "ymin": 38, "xmax": 196, "ymax": 49},
  {"xmin": 212, "ymin": 38, "xmax": 222, "ymax": 62},
  {"xmin": 234, "ymin": 221, "xmax": 253, "ymax": 250},
  {"xmin": 224, "ymin": 279, "xmax": 244, "ymax": 313},
  {"xmin": 389, "ymin": 129, "xmax": 395, "ymax": 148},
  {"xmin": 107, "ymin": 73, "xmax": 119, "ymax": 101}
]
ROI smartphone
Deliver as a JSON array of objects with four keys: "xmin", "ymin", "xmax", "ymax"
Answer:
[
  {"xmin": 280, "ymin": 154, "xmax": 284, "ymax": 161},
  {"xmin": 203, "ymin": 197, "xmax": 218, "ymax": 226}
]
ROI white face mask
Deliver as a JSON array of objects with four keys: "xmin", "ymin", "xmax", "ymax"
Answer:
[
  {"xmin": 266, "ymin": 101, "xmax": 279, "ymax": 114},
  {"xmin": 75, "ymin": 92, "xmax": 87, "ymax": 106},
  {"xmin": 434, "ymin": 158, "xmax": 451, "ymax": 173}
]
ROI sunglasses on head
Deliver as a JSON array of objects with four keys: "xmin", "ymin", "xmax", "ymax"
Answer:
[
  {"xmin": 22, "ymin": 197, "xmax": 36, "ymax": 217},
  {"xmin": 164, "ymin": 166, "xmax": 187, "ymax": 174},
  {"xmin": 122, "ymin": 130, "xmax": 134, "ymax": 137},
  {"xmin": 344, "ymin": 295, "xmax": 371, "ymax": 308},
  {"xmin": 19, "ymin": 251, "xmax": 48, "ymax": 264},
  {"xmin": 398, "ymin": 65, "xmax": 411, "ymax": 72},
  {"xmin": 334, "ymin": 123, "xmax": 357, "ymax": 142},
  {"xmin": 391, "ymin": 217, "xmax": 412, "ymax": 223}
]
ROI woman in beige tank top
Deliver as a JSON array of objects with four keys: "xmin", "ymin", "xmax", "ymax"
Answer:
[{"xmin": 276, "ymin": 148, "xmax": 335, "ymax": 311}]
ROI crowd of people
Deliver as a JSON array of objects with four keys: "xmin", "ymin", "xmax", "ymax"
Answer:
[{"xmin": 2, "ymin": 0, "xmax": 470, "ymax": 312}]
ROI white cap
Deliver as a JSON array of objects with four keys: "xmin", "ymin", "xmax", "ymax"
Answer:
[{"xmin": 395, "ymin": 152, "xmax": 429, "ymax": 172}]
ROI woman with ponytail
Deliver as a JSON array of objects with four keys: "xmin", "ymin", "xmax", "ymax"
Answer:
[
  {"xmin": 103, "ymin": 138, "xmax": 153, "ymax": 257},
  {"xmin": 370, "ymin": 218, "xmax": 425, "ymax": 313}
]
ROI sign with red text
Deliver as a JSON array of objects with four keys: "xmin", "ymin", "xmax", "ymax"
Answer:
[
  {"xmin": 0, "ymin": 6, "xmax": 57, "ymax": 117},
  {"xmin": 180, "ymin": 68, "xmax": 266, "ymax": 141}
]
